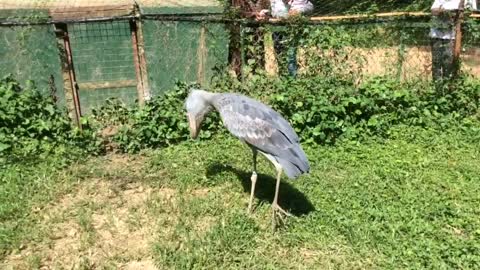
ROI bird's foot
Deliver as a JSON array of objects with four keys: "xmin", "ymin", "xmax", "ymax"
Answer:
[
  {"xmin": 271, "ymin": 203, "xmax": 293, "ymax": 231},
  {"xmin": 273, "ymin": 203, "xmax": 293, "ymax": 217}
]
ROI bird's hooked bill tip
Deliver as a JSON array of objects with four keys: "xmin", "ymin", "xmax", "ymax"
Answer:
[{"xmin": 187, "ymin": 113, "xmax": 199, "ymax": 139}]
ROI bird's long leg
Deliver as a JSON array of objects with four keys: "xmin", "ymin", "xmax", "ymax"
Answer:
[
  {"xmin": 272, "ymin": 166, "xmax": 292, "ymax": 231},
  {"xmin": 248, "ymin": 149, "xmax": 258, "ymax": 214}
]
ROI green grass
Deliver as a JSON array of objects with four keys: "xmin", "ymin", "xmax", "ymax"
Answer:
[
  {"xmin": 1, "ymin": 125, "xmax": 480, "ymax": 269},
  {"xmin": 0, "ymin": 158, "xmax": 72, "ymax": 258},
  {"xmin": 146, "ymin": 126, "xmax": 480, "ymax": 269}
]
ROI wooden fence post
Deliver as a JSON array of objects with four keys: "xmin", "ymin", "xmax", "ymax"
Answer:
[
  {"xmin": 452, "ymin": 0, "xmax": 465, "ymax": 78},
  {"xmin": 54, "ymin": 23, "xmax": 82, "ymax": 129},
  {"xmin": 131, "ymin": 4, "xmax": 151, "ymax": 105},
  {"xmin": 264, "ymin": 28, "xmax": 278, "ymax": 76},
  {"xmin": 228, "ymin": 0, "xmax": 247, "ymax": 78}
]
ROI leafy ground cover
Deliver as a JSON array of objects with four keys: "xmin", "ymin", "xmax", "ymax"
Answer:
[{"xmin": 1, "ymin": 124, "xmax": 479, "ymax": 269}]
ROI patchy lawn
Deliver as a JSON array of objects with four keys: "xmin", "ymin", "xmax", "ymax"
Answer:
[{"xmin": 1, "ymin": 126, "xmax": 480, "ymax": 269}]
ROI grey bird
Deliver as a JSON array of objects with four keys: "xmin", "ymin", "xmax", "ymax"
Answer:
[{"xmin": 185, "ymin": 89, "xmax": 310, "ymax": 229}]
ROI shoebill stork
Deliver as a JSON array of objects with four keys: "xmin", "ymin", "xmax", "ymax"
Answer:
[{"xmin": 185, "ymin": 89, "xmax": 310, "ymax": 229}]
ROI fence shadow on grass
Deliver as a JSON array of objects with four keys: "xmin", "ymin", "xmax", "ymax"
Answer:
[{"xmin": 206, "ymin": 163, "xmax": 315, "ymax": 217}]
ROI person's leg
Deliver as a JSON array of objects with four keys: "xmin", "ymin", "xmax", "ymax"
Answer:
[{"xmin": 441, "ymin": 38, "xmax": 454, "ymax": 79}]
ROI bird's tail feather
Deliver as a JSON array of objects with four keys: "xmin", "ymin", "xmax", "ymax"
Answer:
[{"xmin": 278, "ymin": 156, "xmax": 309, "ymax": 179}]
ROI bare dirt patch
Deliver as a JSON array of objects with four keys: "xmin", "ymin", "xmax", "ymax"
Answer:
[
  {"xmin": 3, "ymin": 154, "xmax": 173, "ymax": 270},
  {"xmin": 194, "ymin": 216, "xmax": 217, "ymax": 235},
  {"xmin": 123, "ymin": 259, "xmax": 158, "ymax": 270}
]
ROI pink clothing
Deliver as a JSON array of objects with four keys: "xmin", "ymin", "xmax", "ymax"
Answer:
[
  {"xmin": 270, "ymin": 0, "xmax": 314, "ymax": 18},
  {"xmin": 288, "ymin": 0, "xmax": 314, "ymax": 13}
]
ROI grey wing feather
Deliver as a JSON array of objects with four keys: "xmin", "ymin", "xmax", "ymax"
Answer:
[
  {"xmin": 236, "ymin": 95, "xmax": 300, "ymax": 143},
  {"xmin": 215, "ymin": 94, "xmax": 309, "ymax": 179}
]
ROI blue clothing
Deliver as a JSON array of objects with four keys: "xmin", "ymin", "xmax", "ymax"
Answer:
[{"xmin": 272, "ymin": 32, "xmax": 297, "ymax": 77}]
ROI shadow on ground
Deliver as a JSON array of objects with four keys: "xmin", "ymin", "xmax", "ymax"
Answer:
[{"xmin": 206, "ymin": 163, "xmax": 315, "ymax": 216}]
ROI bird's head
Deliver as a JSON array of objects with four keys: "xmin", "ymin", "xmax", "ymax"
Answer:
[{"xmin": 185, "ymin": 89, "xmax": 213, "ymax": 139}]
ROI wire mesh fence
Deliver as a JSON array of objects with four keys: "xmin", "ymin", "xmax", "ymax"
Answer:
[
  {"xmin": 0, "ymin": 0, "xmax": 479, "ymax": 120},
  {"xmin": 69, "ymin": 21, "xmax": 138, "ymax": 114},
  {"xmin": 239, "ymin": 16, "xmax": 480, "ymax": 82},
  {"xmin": 241, "ymin": 20, "xmax": 428, "ymax": 81},
  {"xmin": 143, "ymin": 20, "xmax": 205, "ymax": 94},
  {"xmin": 0, "ymin": 24, "xmax": 65, "ymax": 102}
]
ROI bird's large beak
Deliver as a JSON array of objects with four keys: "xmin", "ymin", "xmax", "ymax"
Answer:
[{"xmin": 187, "ymin": 113, "xmax": 199, "ymax": 139}]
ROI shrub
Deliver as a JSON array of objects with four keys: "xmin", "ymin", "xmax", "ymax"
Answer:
[
  {"xmin": 212, "ymin": 75, "xmax": 479, "ymax": 144},
  {"xmin": 96, "ymin": 82, "xmax": 222, "ymax": 153},
  {"xmin": 94, "ymin": 75, "xmax": 479, "ymax": 152},
  {"xmin": 0, "ymin": 75, "xmax": 101, "ymax": 162}
]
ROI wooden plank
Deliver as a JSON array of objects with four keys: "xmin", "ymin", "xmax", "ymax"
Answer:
[
  {"xmin": 49, "ymin": 5, "xmax": 133, "ymax": 20},
  {"xmin": 49, "ymin": 5, "xmax": 132, "ymax": 12},
  {"xmin": 269, "ymin": 12, "xmax": 431, "ymax": 23},
  {"xmin": 51, "ymin": 11, "xmax": 132, "ymax": 21},
  {"xmin": 78, "ymin": 80, "xmax": 137, "ymax": 90},
  {"xmin": 267, "ymin": 12, "xmax": 480, "ymax": 24}
]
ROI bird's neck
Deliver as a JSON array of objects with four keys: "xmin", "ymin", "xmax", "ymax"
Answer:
[{"xmin": 199, "ymin": 91, "xmax": 217, "ymax": 106}]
